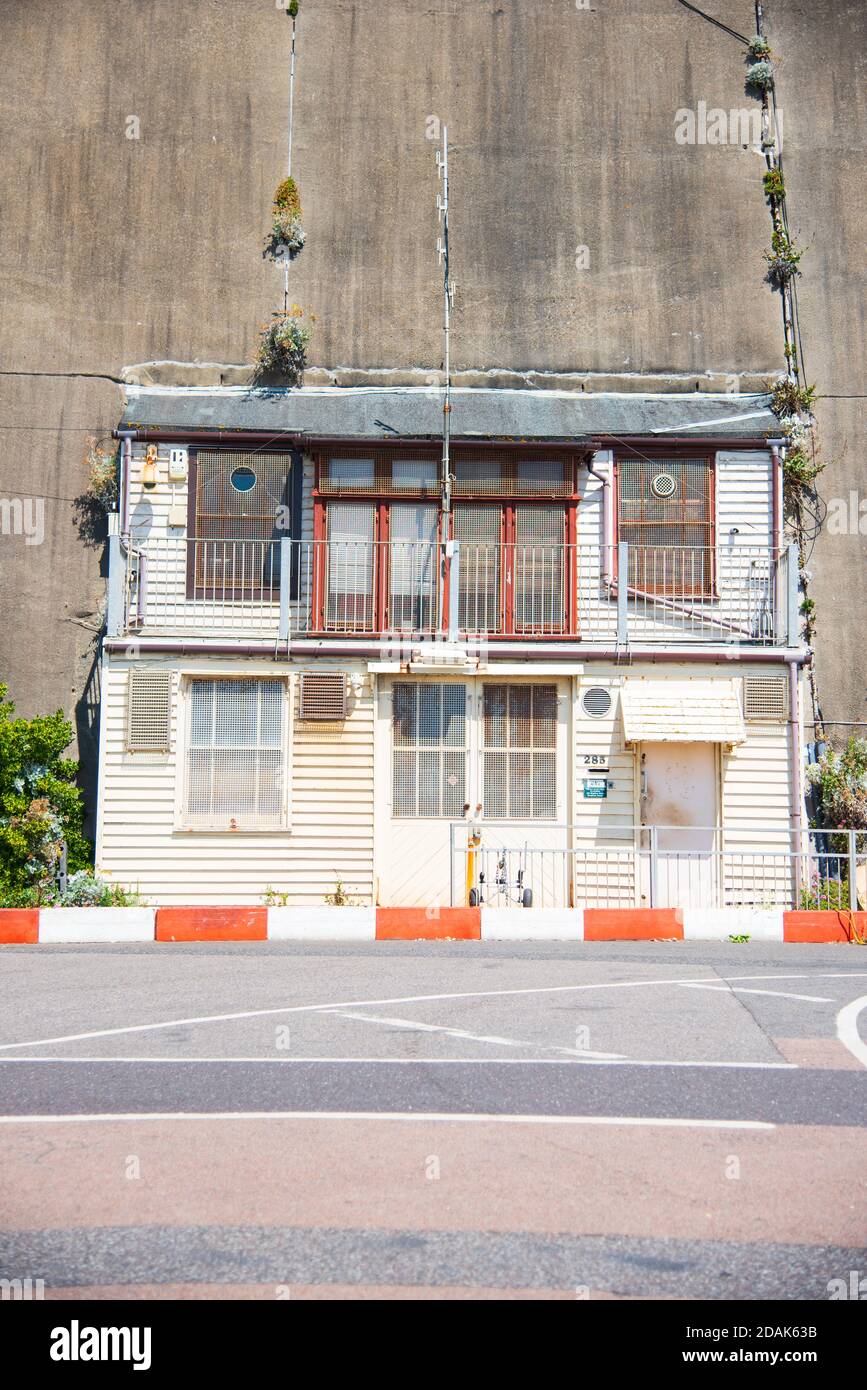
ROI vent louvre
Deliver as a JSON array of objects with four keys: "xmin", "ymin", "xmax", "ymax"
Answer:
[
  {"xmin": 743, "ymin": 675, "xmax": 789, "ymax": 721},
  {"xmin": 127, "ymin": 670, "xmax": 173, "ymax": 752},
  {"xmin": 581, "ymin": 686, "xmax": 613, "ymax": 719},
  {"xmin": 299, "ymin": 672, "xmax": 347, "ymax": 722}
]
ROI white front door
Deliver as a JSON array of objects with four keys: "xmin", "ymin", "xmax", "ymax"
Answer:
[
  {"xmin": 376, "ymin": 678, "xmax": 570, "ymax": 908},
  {"xmin": 640, "ymin": 741, "xmax": 719, "ymax": 907}
]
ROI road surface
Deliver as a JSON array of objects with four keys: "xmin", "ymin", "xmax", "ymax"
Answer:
[{"xmin": 0, "ymin": 938, "xmax": 865, "ymax": 1299}]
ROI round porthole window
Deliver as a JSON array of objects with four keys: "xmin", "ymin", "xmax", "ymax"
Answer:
[
  {"xmin": 650, "ymin": 471, "xmax": 677, "ymax": 499},
  {"xmin": 582, "ymin": 686, "xmax": 612, "ymax": 719},
  {"xmin": 230, "ymin": 465, "xmax": 257, "ymax": 493}
]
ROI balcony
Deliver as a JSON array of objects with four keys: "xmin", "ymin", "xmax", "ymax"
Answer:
[{"xmin": 107, "ymin": 535, "xmax": 800, "ymax": 649}]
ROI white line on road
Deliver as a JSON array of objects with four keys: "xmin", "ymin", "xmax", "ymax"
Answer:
[
  {"xmin": 674, "ymin": 985, "xmax": 835, "ymax": 1003},
  {"xmin": 0, "ymin": 1111, "xmax": 776, "ymax": 1130},
  {"xmin": 836, "ymin": 994, "xmax": 867, "ymax": 1070},
  {"xmin": 329, "ymin": 1009, "xmax": 626, "ymax": 1059},
  {"xmin": 0, "ymin": 974, "xmax": 864, "ymax": 1053},
  {"xmin": 0, "ymin": 1056, "xmax": 799, "ymax": 1068}
]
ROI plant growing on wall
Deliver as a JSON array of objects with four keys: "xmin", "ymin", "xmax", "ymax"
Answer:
[
  {"xmin": 762, "ymin": 167, "xmax": 785, "ymax": 202},
  {"xmin": 267, "ymin": 175, "xmax": 306, "ymax": 261},
  {"xmin": 771, "ymin": 377, "xmax": 816, "ymax": 419},
  {"xmin": 764, "ymin": 228, "xmax": 803, "ymax": 286},
  {"xmin": 0, "ymin": 685, "xmax": 90, "ymax": 903},
  {"xmin": 255, "ymin": 305, "xmax": 312, "ymax": 384},
  {"xmin": 746, "ymin": 59, "xmax": 775, "ymax": 93},
  {"xmin": 83, "ymin": 437, "xmax": 119, "ymax": 511},
  {"xmin": 746, "ymin": 35, "xmax": 772, "ymax": 61}
]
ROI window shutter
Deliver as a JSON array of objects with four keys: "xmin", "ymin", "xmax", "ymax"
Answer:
[
  {"xmin": 743, "ymin": 675, "xmax": 789, "ymax": 721},
  {"xmin": 299, "ymin": 672, "xmax": 347, "ymax": 722},
  {"xmin": 127, "ymin": 669, "xmax": 173, "ymax": 751}
]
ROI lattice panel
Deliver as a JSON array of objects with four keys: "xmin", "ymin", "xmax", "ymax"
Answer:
[{"xmin": 392, "ymin": 682, "xmax": 467, "ymax": 818}]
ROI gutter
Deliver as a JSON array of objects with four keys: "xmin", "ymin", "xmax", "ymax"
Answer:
[
  {"xmin": 113, "ymin": 427, "xmax": 775, "ymax": 450},
  {"xmin": 103, "ymin": 636, "xmax": 811, "ymax": 665}
]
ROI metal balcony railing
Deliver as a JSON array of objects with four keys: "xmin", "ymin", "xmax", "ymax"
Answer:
[
  {"xmin": 448, "ymin": 823, "xmax": 867, "ymax": 912},
  {"xmin": 107, "ymin": 535, "xmax": 800, "ymax": 648}
]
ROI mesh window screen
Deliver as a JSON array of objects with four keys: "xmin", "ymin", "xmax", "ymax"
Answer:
[
  {"xmin": 618, "ymin": 458, "xmax": 713, "ymax": 594},
  {"xmin": 194, "ymin": 451, "xmax": 293, "ymax": 595},
  {"xmin": 326, "ymin": 502, "xmax": 375, "ymax": 630},
  {"xmin": 389, "ymin": 503, "xmax": 438, "ymax": 632},
  {"xmin": 483, "ymin": 684, "xmax": 557, "ymax": 820},
  {"xmin": 453, "ymin": 457, "xmax": 570, "ymax": 496},
  {"xmin": 392, "ymin": 683, "xmax": 467, "ymax": 818},
  {"xmin": 186, "ymin": 679, "xmax": 284, "ymax": 825},
  {"xmin": 455, "ymin": 507, "xmax": 501, "ymax": 633},
  {"xmin": 514, "ymin": 506, "xmax": 566, "ymax": 634}
]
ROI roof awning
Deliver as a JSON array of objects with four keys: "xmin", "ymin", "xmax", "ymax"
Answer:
[
  {"xmin": 621, "ymin": 678, "xmax": 745, "ymax": 745},
  {"xmin": 118, "ymin": 385, "xmax": 777, "ymax": 441}
]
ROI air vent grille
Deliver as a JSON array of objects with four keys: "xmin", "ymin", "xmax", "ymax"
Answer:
[
  {"xmin": 299, "ymin": 672, "xmax": 347, "ymax": 722},
  {"xmin": 743, "ymin": 675, "xmax": 789, "ymax": 721},
  {"xmin": 650, "ymin": 471, "xmax": 678, "ymax": 498},
  {"xmin": 581, "ymin": 686, "xmax": 613, "ymax": 719},
  {"xmin": 126, "ymin": 669, "xmax": 173, "ymax": 752}
]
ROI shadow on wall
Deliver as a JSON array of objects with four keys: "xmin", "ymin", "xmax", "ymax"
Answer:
[{"xmin": 74, "ymin": 637, "xmax": 102, "ymax": 847}]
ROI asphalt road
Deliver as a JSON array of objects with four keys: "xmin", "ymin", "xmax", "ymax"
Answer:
[{"xmin": 0, "ymin": 939, "xmax": 865, "ymax": 1300}]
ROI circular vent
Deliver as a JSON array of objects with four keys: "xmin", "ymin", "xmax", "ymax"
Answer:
[
  {"xmin": 650, "ymin": 471, "xmax": 677, "ymax": 499},
  {"xmin": 230, "ymin": 465, "xmax": 257, "ymax": 493},
  {"xmin": 582, "ymin": 686, "xmax": 612, "ymax": 719}
]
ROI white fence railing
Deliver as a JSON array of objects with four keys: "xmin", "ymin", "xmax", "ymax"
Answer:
[
  {"xmin": 110, "ymin": 535, "xmax": 798, "ymax": 647},
  {"xmin": 449, "ymin": 823, "xmax": 867, "ymax": 912}
]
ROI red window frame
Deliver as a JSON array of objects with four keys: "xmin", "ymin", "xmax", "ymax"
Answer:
[
  {"xmin": 613, "ymin": 450, "xmax": 716, "ymax": 598},
  {"xmin": 312, "ymin": 445, "xmax": 582, "ymax": 638}
]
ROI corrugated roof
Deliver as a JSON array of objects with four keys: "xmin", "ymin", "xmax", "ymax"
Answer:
[
  {"xmin": 621, "ymin": 678, "xmax": 745, "ymax": 745},
  {"xmin": 119, "ymin": 385, "xmax": 776, "ymax": 440}
]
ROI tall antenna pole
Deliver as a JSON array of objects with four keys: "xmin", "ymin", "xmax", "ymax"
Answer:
[
  {"xmin": 436, "ymin": 128, "xmax": 454, "ymax": 526},
  {"xmin": 284, "ymin": 9, "xmax": 298, "ymax": 313}
]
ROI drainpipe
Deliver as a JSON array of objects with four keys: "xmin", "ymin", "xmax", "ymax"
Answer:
[
  {"xmin": 788, "ymin": 657, "xmax": 804, "ymax": 898},
  {"xmin": 114, "ymin": 429, "xmax": 137, "ymax": 536},
  {"xmin": 769, "ymin": 440, "xmax": 784, "ymax": 557},
  {"xmin": 585, "ymin": 454, "xmax": 612, "ymax": 586}
]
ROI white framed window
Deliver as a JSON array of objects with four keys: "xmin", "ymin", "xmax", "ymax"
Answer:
[{"xmin": 182, "ymin": 677, "xmax": 288, "ymax": 829}]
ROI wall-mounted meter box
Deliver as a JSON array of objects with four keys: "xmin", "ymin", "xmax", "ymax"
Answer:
[{"xmin": 168, "ymin": 448, "xmax": 189, "ymax": 482}]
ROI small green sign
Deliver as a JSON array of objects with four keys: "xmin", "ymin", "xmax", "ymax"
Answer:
[{"xmin": 584, "ymin": 777, "xmax": 608, "ymax": 799}]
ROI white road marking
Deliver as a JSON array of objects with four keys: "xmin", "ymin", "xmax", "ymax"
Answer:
[
  {"xmin": 675, "ymin": 984, "xmax": 834, "ymax": 1003},
  {"xmin": 836, "ymin": 994, "xmax": 867, "ymax": 1070},
  {"xmin": 330, "ymin": 1008, "xmax": 625, "ymax": 1059},
  {"xmin": 0, "ymin": 1056, "xmax": 799, "ymax": 1068},
  {"xmin": 0, "ymin": 1111, "xmax": 776, "ymax": 1131},
  {"xmin": 0, "ymin": 974, "xmax": 864, "ymax": 1053}
]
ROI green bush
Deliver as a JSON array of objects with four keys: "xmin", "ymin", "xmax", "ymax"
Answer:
[
  {"xmin": 0, "ymin": 685, "xmax": 90, "ymax": 902},
  {"xmin": 799, "ymin": 876, "xmax": 850, "ymax": 912},
  {"xmin": 807, "ymin": 737, "xmax": 867, "ymax": 833}
]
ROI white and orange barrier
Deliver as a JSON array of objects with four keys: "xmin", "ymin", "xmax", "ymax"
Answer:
[{"xmin": 0, "ymin": 905, "xmax": 862, "ymax": 944}]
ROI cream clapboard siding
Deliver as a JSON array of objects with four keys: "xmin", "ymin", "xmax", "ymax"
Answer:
[
  {"xmin": 569, "ymin": 662, "xmax": 797, "ymax": 908},
  {"xmin": 578, "ymin": 450, "xmax": 774, "ymax": 644},
  {"xmin": 125, "ymin": 444, "xmax": 314, "ymax": 634},
  {"xmin": 572, "ymin": 674, "xmax": 638, "ymax": 906},
  {"xmin": 96, "ymin": 654, "xmax": 375, "ymax": 905}
]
